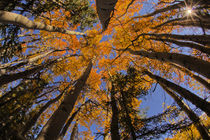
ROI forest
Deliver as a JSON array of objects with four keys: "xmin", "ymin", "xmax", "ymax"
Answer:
[{"xmin": 0, "ymin": 0, "xmax": 209, "ymax": 139}]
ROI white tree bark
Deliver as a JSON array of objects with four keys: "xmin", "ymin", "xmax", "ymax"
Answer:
[
  {"xmin": 0, "ymin": 11, "xmax": 85, "ymax": 35},
  {"xmin": 0, "ymin": 54, "xmax": 78, "ymax": 87}
]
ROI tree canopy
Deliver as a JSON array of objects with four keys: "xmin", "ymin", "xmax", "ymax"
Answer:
[{"xmin": 0, "ymin": 0, "xmax": 209, "ymax": 139}]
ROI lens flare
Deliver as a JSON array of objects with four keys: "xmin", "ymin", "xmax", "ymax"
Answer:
[{"xmin": 186, "ymin": 8, "xmax": 192, "ymax": 15}]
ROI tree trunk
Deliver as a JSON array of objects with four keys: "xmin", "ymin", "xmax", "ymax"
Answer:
[
  {"xmin": 151, "ymin": 38, "xmax": 210, "ymax": 55},
  {"xmin": 21, "ymin": 92, "xmax": 64, "ymax": 136},
  {"xmin": 58, "ymin": 110, "xmax": 79, "ymax": 140},
  {"xmin": 0, "ymin": 81, "xmax": 26, "ymax": 105},
  {"xmin": 36, "ymin": 60, "xmax": 93, "ymax": 140},
  {"xmin": 172, "ymin": 21, "xmax": 210, "ymax": 30},
  {"xmin": 1, "ymin": 49, "xmax": 68, "ymax": 73},
  {"xmin": 144, "ymin": 70, "xmax": 210, "ymax": 116},
  {"xmin": 1, "ymin": 50, "xmax": 54, "ymax": 72},
  {"xmin": 145, "ymin": 33, "xmax": 210, "ymax": 45},
  {"xmin": 58, "ymin": 100, "xmax": 91, "ymax": 139},
  {"xmin": 110, "ymin": 84, "xmax": 120, "ymax": 140},
  {"xmin": 161, "ymin": 84, "xmax": 210, "ymax": 139},
  {"xmin": 0, "ymin": 54, "xmax": 78, "ymax": 87},
  {"xmin": 0, "ymin": 63, "xmax": 47, "ymax": 87},
  {"xmin": 96, "ymin": 0, "xmax": 118, "ymax": 30},
  {"xmin": 127, "ymin": 48, "xmax": 210, "ymax": 78},
  {"xmin": 70, "ymin": 122, "xmax": 78, "ymax": 140},
  {"xmin": 171, "ymin": 63, "xmax": 210, "ymax": 90},
  {"xmin": 0, "ymin": 83, "xmax": 42, "ymax": 108},
  {"xmin": 120, "ymin": 91, "xmax": 136, "ymax": 140},
  {"xmin": 0, "ymin": 11, "xmax": 84, "ymax": 35}
]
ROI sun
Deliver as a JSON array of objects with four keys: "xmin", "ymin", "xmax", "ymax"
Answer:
[
  {"xmin": 187, "ymin": 9, "xmax": 192, "ymax": 14},
  {"xmin": 186, "ymin": 7, "xmax": 193, "ymax": 15}
]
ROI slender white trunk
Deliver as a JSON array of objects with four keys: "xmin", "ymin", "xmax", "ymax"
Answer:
[
  {"xmin": 0, "ymin": 11, "xmax": 84, "ymax": 35},
  {"xmin": 0, "ymin": 54, "xmax": 78, "ymax": 86}
]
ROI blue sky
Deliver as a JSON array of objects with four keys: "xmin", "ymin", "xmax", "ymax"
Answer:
[{"xmin": 140, "ymin": 84, "xmax": 173, "ymax": 117}]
